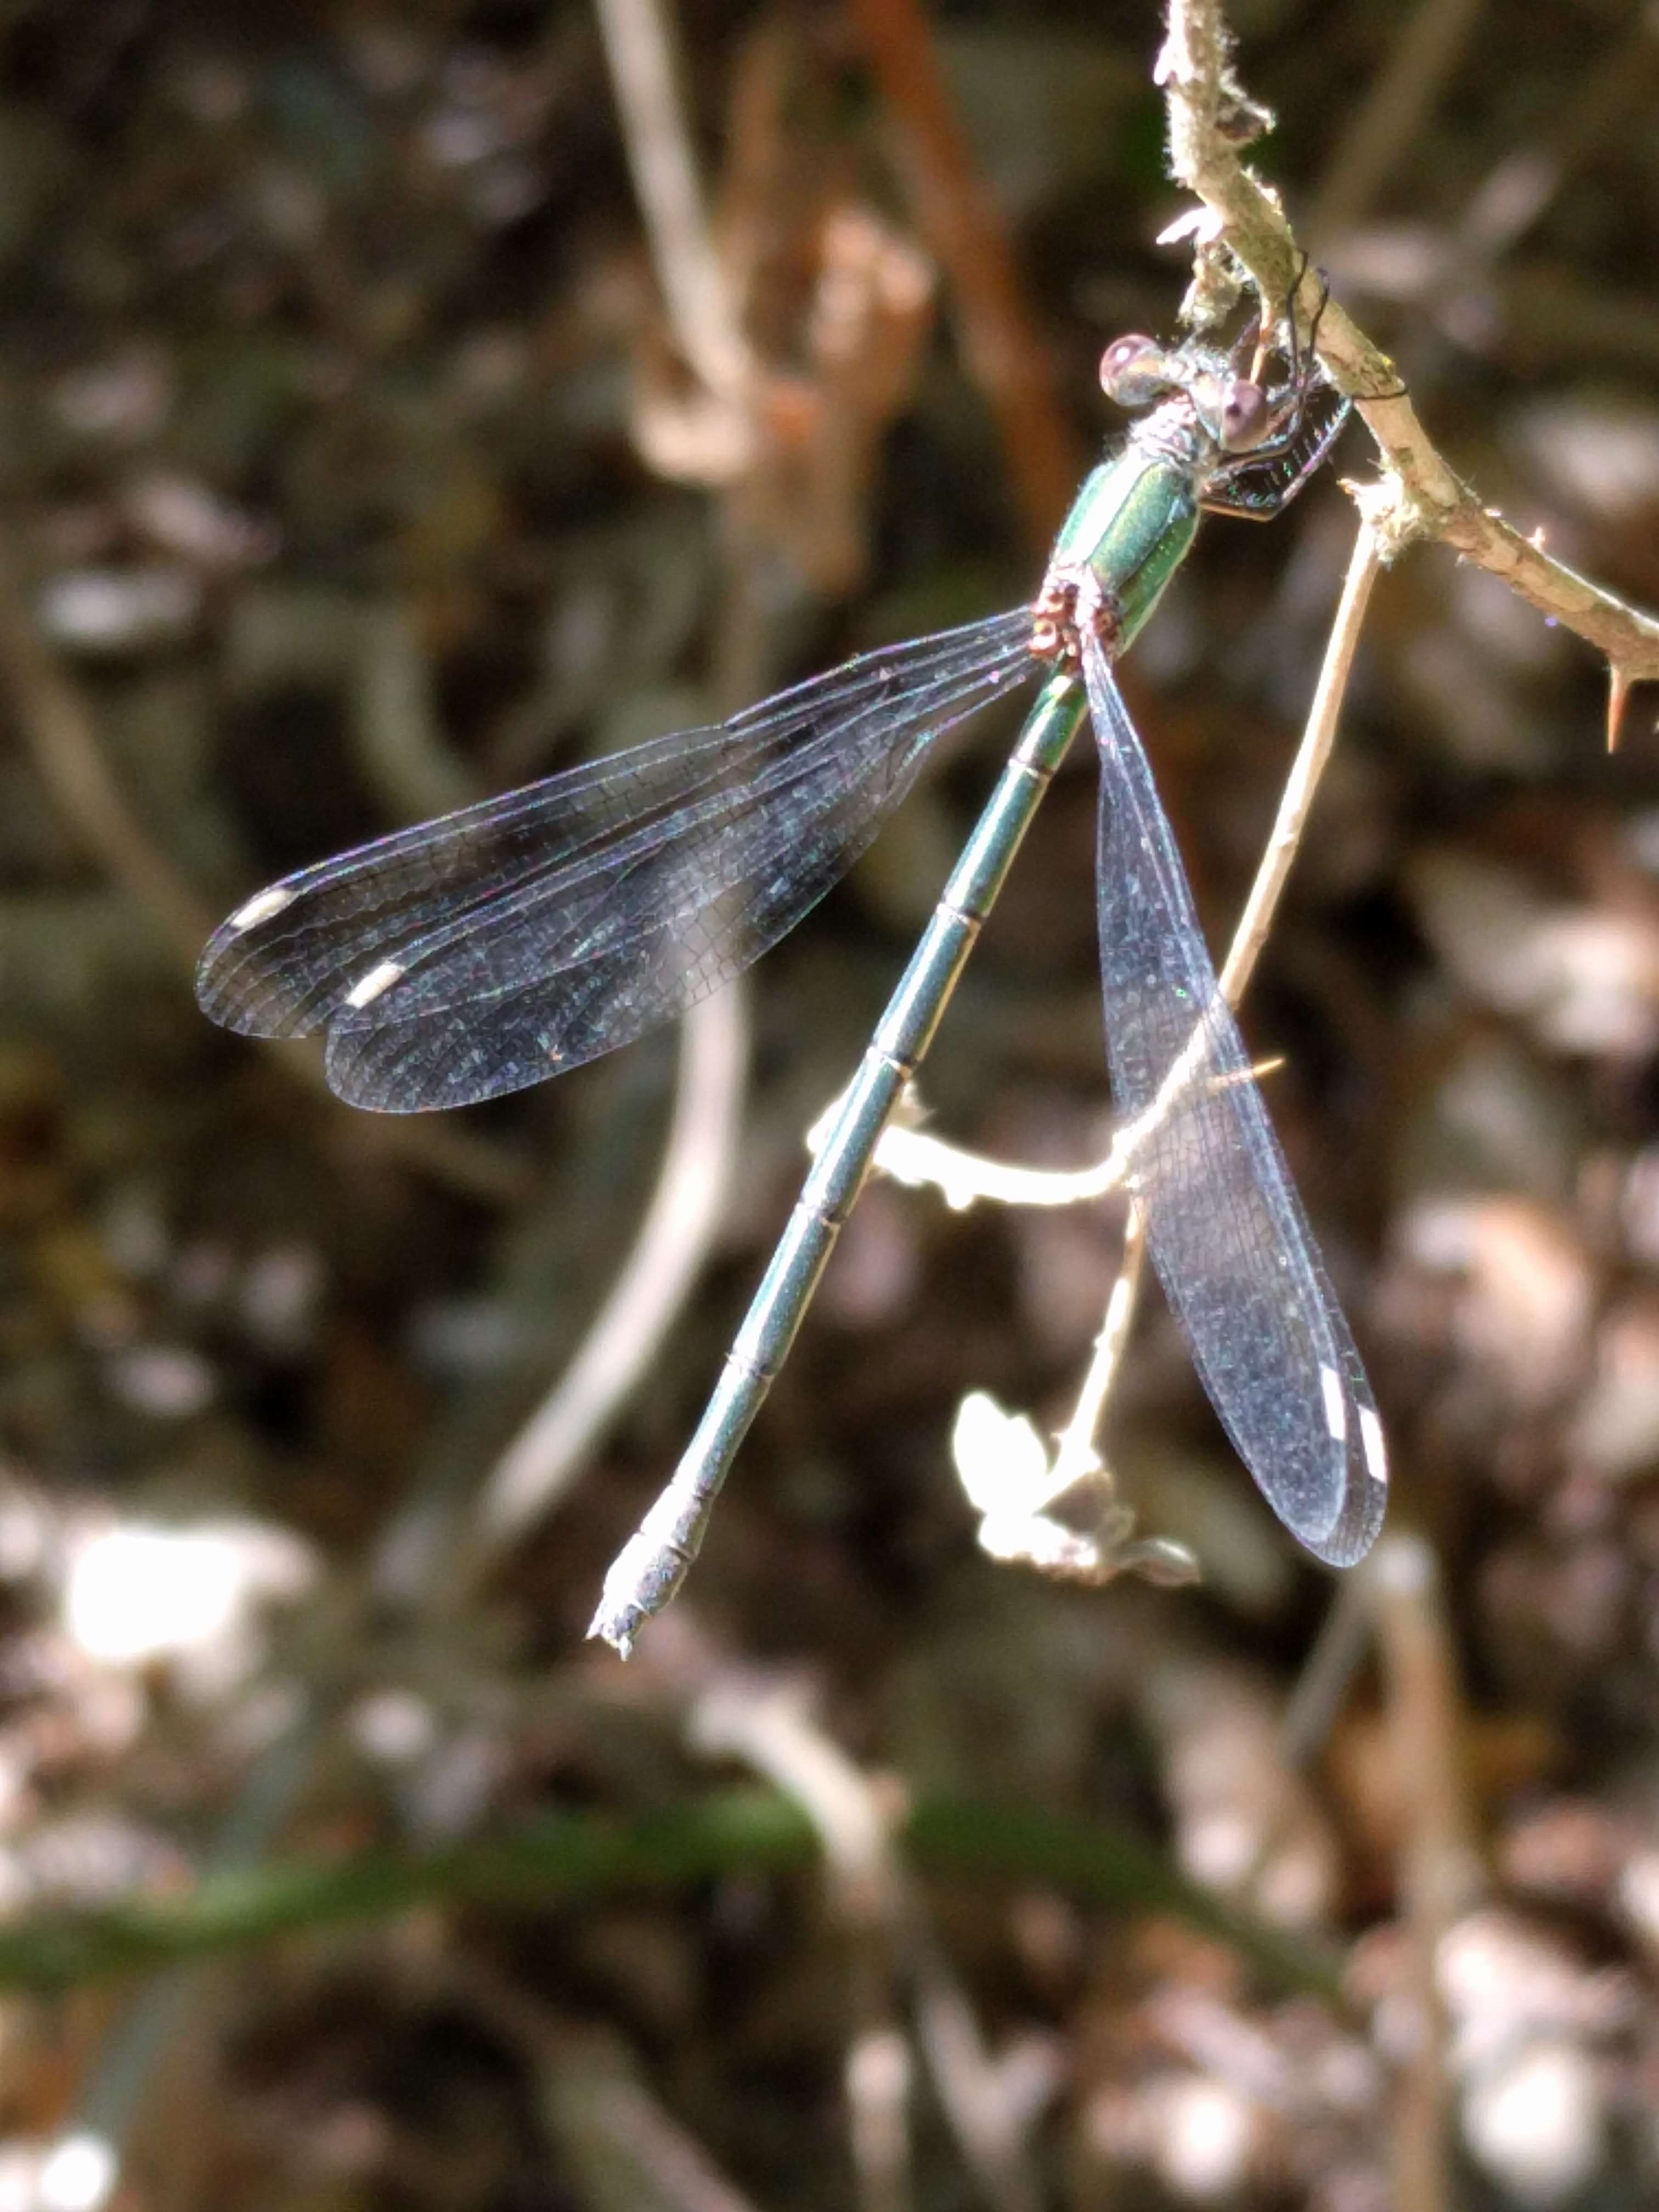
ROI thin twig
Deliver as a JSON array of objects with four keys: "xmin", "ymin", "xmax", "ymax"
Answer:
[
  {"xmin": 865, "ymin": 522, "xmax": 1381, "ymax": 1217},
  {"xmin": 905, "ymin": 1926, "xmax": 1046, "ymax": 2212},
  {"xmin": 847, "ymin": 0, "xmax": 1081, "ymax": 550},
  {"xmin": 900, "ymin": 517, "xmax": 1380, "ymax": 1545},
  {"xmin": 1217, "ymin": 522, "xmax": 1384, "ymax": 1001},
  {"xmin": 692, "ymin": 1678, "xmax": 916, "ymax": 2212},
  {"xmin": 1049, "ymin": 1205, "xmax": 1150, "ymax": 1494},
  {"xmin": 1159, "ymin": 0, "xmax": 1659, "ymax": 736},
  {"xmin": 1426, "ymin": 15, "xmax": 1659, "ymax": 328},
  {"xmin": 67, "ymin": 0, "xmax": 759, "ymax": 2171},
  {"xmin": 592, "ymin": 0, "xmax": 749, "ymax": 403},
  {"xmin": 62, "ymin": 1704, "xmax": 324, "ymax": 2162},
  {"xmin": 465, "ymin": 0, "xmax": 764, "ymax": 1588},
  {"xmin": 515, "ymin": 2010, "xmax": 765, "ymax": 2212},
  {"xmin": 0, "ymin": 539, "xmax": 531, "ymax": 1207},
  {"xmin": 1051, "ymin": 518, "xmax": 1383, "ymax": 1510},
  {"xmin": 1369, "ymin": 1534, "xmax": 1486, "ymax": 2212},
  {"xmin": 1307, "ymin": 0, "xmax": 1485, "ymax": 243},
  {"xmin": 822, "ymin": 1054, "xmax": 1282, "ymax": 1213},
  {"xmin": 471, "ymin": 980, "xmax": 747, "ymax": 1559},
  {"xmin": 1278, "ymin": 1564, "xmax": 1379, "ymax": 1769},
  {"xmin": 692, "ymin": 1678, "xmax": 1042, "ymax": 2212}
]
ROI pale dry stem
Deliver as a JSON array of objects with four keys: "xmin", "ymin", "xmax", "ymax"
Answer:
[
  {"xmin": 863, "ymin": 524, "xmax": 1384, "ymax": 1568},
  {"xmin": 1162, "ymin": 0, "xmax": 1659, "ymax": 738}
]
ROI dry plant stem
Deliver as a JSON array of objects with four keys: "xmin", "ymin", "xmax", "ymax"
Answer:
[
  {"xmin": 1438, "ymin": 18, "xmax": 1659, "ymax": 320},
  {"xmin": 904, "ymin": 1929, "xmax": 1042, "ymax": 2212},
  {"xmin": 693, "ymin": 1681, "xmax": 914, "ymax": 2212},
  {"xmin": 864, "ymin": 523, "xmax": 1382, "ymax": 1229},
  {"xmin": 865, "ymin": 523, "xmax": 1380, "ymax": 1513},
  {"xmin": 1217, "ymin": 523, "xmax": 1384, "ymax": 1000},
  {"xmin": 857, "ymin": 1055, "xmax": 1282, "ymax": 1214},
  {"xmin": 847, "ymin": 0, "xmax": 1081, "ymax": 549},
  {"xmin": 1307, "ymin": 0, "xmax": 1485, "ymax": 242},
  {"xmin": 0, "ymin": 543, "xmax": 208, "ymax": 966},
  {"xmin": 471, "ymin": 982, "xmax": 747, "ymax": 1556},
  {"xmin": 67, "ymin": 1698, "xmax": 324, "ymax": 2160},
  {"xmin": 1278, "ymin": 1561, "xmax": 1378, "ymax": 1767},
  {"xmin": 538, "ymin": 2027, "xmax": 764, "ymax": 2212},
  {"xmin": 1370, "ymin": 1535, "xmax": 1486, "ymax": 2212},
  {"xmin": 1161, "ymin": 0, "xmax": 1659, "ymax": 735},
  {"xmin": 467, "ymin": 0, "xmax": 763, "ymax": 1570},
  {"xmin": 541, "ymin": 2040, "xmax": 766, "ymax": 2212},
  {"xmin": 74, "ymin": 0, "xmax": 753, "ymax": 2163},
  {"xmin": 0, "ymin": 541, "xmax": 528, "ymax": 1207},
  {"xmin": 1052, "ymin": 520, "xmax": 1383, "ymax": 1485},
  {"xmin": 1048, "ymin": 1205, "xmax": 1148, "ymax": 1492},
  {"xmin": 452, "ymin": 1963, "xmax": 766, "ymax": 2212},
  {"xmin": 693, "ymin": 1681, "xmax": 1042, "ymax": 2212},
  {"xmin": 593, "ymin": 0, "xmax": 748, "ymax": 401}
]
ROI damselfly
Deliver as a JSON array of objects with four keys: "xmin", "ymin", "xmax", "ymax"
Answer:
[{"xmin": 198, "ymin": 290, "xmax": 1387, "ymax": 1652}]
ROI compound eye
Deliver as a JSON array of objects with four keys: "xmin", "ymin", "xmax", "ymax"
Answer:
[
  {"xmin": 1099, "ymin": 335, "xmax": 1172, "ymax": 408},
  {"xmin": 1219, "ymin": 377, "xmax": 1271, "ymax": 451}
]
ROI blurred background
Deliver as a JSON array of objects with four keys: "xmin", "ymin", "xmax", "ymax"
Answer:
[{"xmin": 0, "ymin": 0, "xmax": 1656, "ymax": 2206}]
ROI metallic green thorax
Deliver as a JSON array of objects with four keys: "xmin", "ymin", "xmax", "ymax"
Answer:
[{"xmin": 1051, "ymin": 453, "xmax": 1200, "ymax": 650}]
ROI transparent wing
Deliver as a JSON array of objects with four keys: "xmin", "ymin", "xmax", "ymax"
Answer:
[
  {"xmin": 197, "ymin": 611, "xmax": 1036, "ymax": 1111},
  {"xmin": 1082, "ymin": 630, "xmax": 1385, "ymax": 1567}
]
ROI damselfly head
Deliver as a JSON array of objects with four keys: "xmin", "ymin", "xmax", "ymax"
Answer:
[
  {"xmin": 1217, "ymin": 377, "xmax": 1271, "ymax": 452},
  {"xmin": 1098, "ymin": 335, "xmax": 1180, "ymax": 410}
]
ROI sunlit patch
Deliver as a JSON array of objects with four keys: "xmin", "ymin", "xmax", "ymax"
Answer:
[
  {"xmin": 1319, "ymin": 1363, "xmax": 1347, "ymax": 1444},
  {"xmin": 1359, "ymin": 1405, "xmax": 1387, "ymax": 1481},
  {"xmin": 103, "ymin": 1344, "xmax": 214, "ymax": 1419},
  {"xmin": 348, "ymin": 1689, "xmax": 436, "ymax": 1764},
  {"xmin": 1146, "ymin": 2074, "xmax": 1255, "ymax": 2201},
  {"xmin": 952, "ymin": 1389, "xmax": 1054, "ymax": 1520},
  {"xmin": 37, "ymin": 2132, "xmax": 119, "ymax": 2212},
  {"xmin": 61, "ymin": 1519, "xmax": 315, "ymax": 1679},
  {"xmin": 1463, "ymin": 2039, "xmax": 1603, "ymax": 2205},
  {"xmin": 345, "ymin": 958, "xmax": 405, "ymax": 1009},
  {"xmin": 227, "ymin": 883, "xmax": 297, "ymax": 932}
]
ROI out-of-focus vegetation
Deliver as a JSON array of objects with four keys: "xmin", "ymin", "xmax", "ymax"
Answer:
[{"xmin": 0, "ymin": 2, "xmax": 1656, "ymax": 2207}]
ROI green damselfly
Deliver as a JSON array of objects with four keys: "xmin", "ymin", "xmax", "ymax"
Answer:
[{"xmin": 198, "ymin": 291, "xmax": 1387, "ymax": 1652}]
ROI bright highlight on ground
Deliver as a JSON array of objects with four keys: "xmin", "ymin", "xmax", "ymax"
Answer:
[{"xmin": 61, "ymin": 1520, "xmax": 313, "ymax": 1669}]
